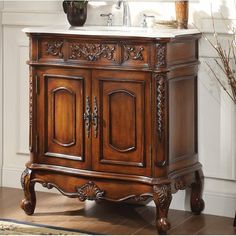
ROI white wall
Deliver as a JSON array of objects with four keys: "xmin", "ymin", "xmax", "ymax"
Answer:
[
  {"xmin": 1, "ymin": 0, "xmax": 236, "ymax": 218},
  {"xmin": 0, "ymin": 2, "xmax": 3, "ymax": 186}
]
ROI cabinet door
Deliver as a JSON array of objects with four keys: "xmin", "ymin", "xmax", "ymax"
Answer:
[
  {"xmin": 92, "ymin": 70, "xmax": 151, "ymax": 176},
  {"xmin": 36, "ymin": 68, "xmax": 91, "ymax": 169}
]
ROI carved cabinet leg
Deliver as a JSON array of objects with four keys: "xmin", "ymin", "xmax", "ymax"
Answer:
[
  {"xmin": 190, "ymin": 169, "xmax": 205, "ymax": 215},
  {"xmin": 153, "ymin": 184, "xmax": 172, "ymax": 234},
  {"xmin": 20, "ymin": 168, "xmax": 36, "ymax": 215}
]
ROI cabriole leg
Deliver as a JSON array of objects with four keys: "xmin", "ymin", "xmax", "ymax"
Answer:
[
  {"xmin": 20, "ymin": 168, "xmax": 36, "ymax": 215},
  {"xmin": 153, "ymin": 184, "xmax": 172, "ymax": 235},
  {"xmin": 190, "ymin": 169, "xmax": 205, "ymax": 215}
]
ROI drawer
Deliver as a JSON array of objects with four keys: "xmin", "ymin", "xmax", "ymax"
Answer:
[
  {"xmin": 121, "ymin": 43, "xmax": 150, "ymax": 68},
  {"xmin": 38, "ymin": 38, "xmax": 64, "ymax": 61},
  {"xmin": 36, "ymin": 37, "xmax": 151, "ymax": 68},
  {"xmin": 67, "ymin": 40, "xmax": 119, "ymax": 66}
]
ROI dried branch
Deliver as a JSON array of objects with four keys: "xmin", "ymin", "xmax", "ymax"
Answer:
[{"xmin": 206, "ymin": 62, "xmax": 236, "ymax": 103}]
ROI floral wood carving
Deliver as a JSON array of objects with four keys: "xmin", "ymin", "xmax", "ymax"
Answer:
[
  {"xmin": 123, "ymin": 45, "xmax": 144, "ymax": 61},
  {"xmin": 29, "ymin": 74, "xmax": 33, "ymax": 152},
  {"xmin": 130, "ymin": 194, "xmax": 151, "ymax": 202},
  {"xmin": 41, "ymin": 182, "xmax": 54, "ymax": 189},
  {"xmin": 45, "ymin": 41, "xmax": 63, "ymax": 58},
  {"xmin": 69, "ymin": 43, "xmax": 116, "ymax": 61},
  {"xmin": 76, "ymin": 181, "xmax": 105, "ymax": 201},
  {"xmin": 21, "ymin": 168, "xmax": 31, "ymax": 190},
  {"xmin": 174, "ymin": 178, "xmax": 185, "ymax": 191},
  {"xmin": 156, "ymin": 43, "xmax": 166, "ymax": 67},
  {"xmin": 153, "ymin": 184, "xmax": 172, "ymax": 210},
  {"xmin": 154, "ymin": 73, "xmax": 167, "ymax": 141}
]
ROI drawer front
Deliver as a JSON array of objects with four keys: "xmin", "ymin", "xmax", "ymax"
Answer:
[
  {"xmin": 38, "ymin": 38, "xmax": 64, "ymax": 61},
  {"xmin": 121, "ymin": 43, "xmax": 150, "ymax": 68},
  {"xmin": 67, "ymin": 40, "xmax": 119, "ymax": 66},
  {"xmin": 36, "ymin": 37, "xmax": 151, "ymax": 68}
]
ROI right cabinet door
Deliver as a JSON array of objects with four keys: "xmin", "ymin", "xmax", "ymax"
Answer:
[{"xmin": 92, "ymin": 70, "xmax": 151, "ymax": 176}]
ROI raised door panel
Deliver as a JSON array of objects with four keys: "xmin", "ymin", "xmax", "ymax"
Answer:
[
  {"xmin": 92, "ymin": 70, "xmax": 151, "ymax": 176},
  {"xmin": 37, "ymin": 68, "xmax": 91, "ymax": 169}
]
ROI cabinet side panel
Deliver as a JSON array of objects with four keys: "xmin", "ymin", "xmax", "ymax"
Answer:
[{"xmin": 169, "ymin": 75, "xmax": 197, "ymax": 167}]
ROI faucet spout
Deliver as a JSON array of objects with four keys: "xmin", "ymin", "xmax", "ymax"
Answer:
[{"xmin": 115, "ymin": 0, "xmax": 131, "ymax": 27}]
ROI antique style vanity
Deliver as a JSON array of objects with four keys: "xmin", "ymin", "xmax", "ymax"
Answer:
[{"xmin": 21, "ymin": 26, "xmax": 204, "ymax": 234}]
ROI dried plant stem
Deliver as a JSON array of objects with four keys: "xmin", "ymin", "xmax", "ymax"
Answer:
[
  {"xmin": 205, "ymin": 62, "xmax": 236, "ymax": 103},
  {"xmin": 203, "ymin": 6, "xmax": 236, "ymax": 104}
]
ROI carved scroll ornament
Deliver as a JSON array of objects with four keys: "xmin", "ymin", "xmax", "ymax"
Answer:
[
  {"xmin": 69, "ymin": 43, "xmax": 116, "ymax": 61},
  {"xmin": 76, "ymin": 181, "xmax": 105, "ymax": 201},
  {"xmin": 123, "ymin": 45, "xmax": 144, "ymax": 61},
  {"xmin": 45, "ymin": 41, "xmax": 64, "ymax": 58}
]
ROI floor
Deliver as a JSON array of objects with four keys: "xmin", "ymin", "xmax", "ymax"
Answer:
[{"xmin": 0, "ymin": 187, "xmax": 235, "ymax": 235}]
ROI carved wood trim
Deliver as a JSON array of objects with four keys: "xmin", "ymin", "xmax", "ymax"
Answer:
[
  {"xmin": 153, "ymin": 184, "xmax": 172, "ymax": 234},
  {"xmin": 32, "ymin": 177, "xmax": 153, "ymax": 203},
  {"xmin": 154, "ymin": 73, "xmax": 167, "ymax": 142},
  {"xmin": 156, "ymin": 43, "xmax": 167, "ymax": 68},
  {"xmin": 76, "ymin": 181, "xmax": 105, "ymax": 201},
  {"xmin": 21, "ymin": 168, "xmax": 31, "ymax": 190},
  {"xmin": 123, "ymin": 45, "xmax": 144, "ymax": 61},
  {"xmin": 69, "ymin": 43, "xmax": 116, "ymax": 61},
  {"xmin": 45, "ymin": 41, "xmax": 64, "ymax": 58},
  {"xmin": 154, "ymin": 72, "xmax": 168, "ymax": 167},
  {"xmin": 29, "ymin": 73, "xmax": 33, "ymax": 152},
  {"xmin": 174, "ymin": 177, "xmax": 186, "ymax": 191},
  {"xmin": 21, "ymin": 168, "xmax": 36, "ymax": 215},
  {"xmin": 153, "ymin": 184, "xmax": 172, "ymax": 211}
]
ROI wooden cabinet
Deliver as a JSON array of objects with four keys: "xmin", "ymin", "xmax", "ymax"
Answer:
[{"xmin": 21, "ymin": 30, "xmax": 204, "ymax": 234}]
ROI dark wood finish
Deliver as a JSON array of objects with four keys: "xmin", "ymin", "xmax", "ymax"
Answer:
[
  {"xmin": 22, "ymin": 31, "xmax": 204, "ymax": 234},
  {"xmin": 2, "ymin": 188, "xmax": 236, "ymax": 235}
]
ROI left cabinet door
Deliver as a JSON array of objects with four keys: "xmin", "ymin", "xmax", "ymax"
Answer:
[{"xmin": 35, "ymin": 68, "xmax": 91, "ymax": 169}]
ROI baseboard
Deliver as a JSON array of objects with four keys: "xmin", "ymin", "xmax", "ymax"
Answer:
[{"xmin": 2, "ymin": 166, "xmax": 236, "ymax": 218}]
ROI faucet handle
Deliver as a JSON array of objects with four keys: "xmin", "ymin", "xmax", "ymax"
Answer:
[
  {"xmin": 100, "ymin": 13, "xmax": 113, "ymax": 27},
  {"xmin": 141, "ymin": 13, "xmax": 155, "ymax": 28}
]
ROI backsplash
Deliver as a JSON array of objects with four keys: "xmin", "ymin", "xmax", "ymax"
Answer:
[{"xmin": 86, "ymin": 1, "xmax": 176, "ymax": 27}]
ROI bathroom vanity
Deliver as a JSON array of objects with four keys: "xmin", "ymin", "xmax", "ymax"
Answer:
[{"xmin": 21, "ymin": 26, "xmax": 204, "ymax": 234}]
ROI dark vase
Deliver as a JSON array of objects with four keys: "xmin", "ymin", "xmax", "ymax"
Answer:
[{"xmin": 63, "ymin": 1, "xmax": 88, "ymax": 27}]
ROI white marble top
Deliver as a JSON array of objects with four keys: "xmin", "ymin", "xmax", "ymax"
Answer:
[{"xmin": 23, "ymin": 26, "xmax": 200, "ymax": 38}]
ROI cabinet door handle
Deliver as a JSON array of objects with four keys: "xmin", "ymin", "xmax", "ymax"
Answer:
[
  {"xmin": 92, "ymin": 96, "xmax": 98, "ymax": 138},
  {"xmin": 83, "ymin": 96, "xmax": 91, "ymax": 138}
]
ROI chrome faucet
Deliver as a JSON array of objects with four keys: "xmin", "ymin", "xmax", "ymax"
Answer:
[{"xmin": 115, "ymin": 0, "xmax": 131, "ymax": 27}]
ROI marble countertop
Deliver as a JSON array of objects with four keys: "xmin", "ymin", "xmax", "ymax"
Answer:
[{"xmin": 23, "ymin": 26, "xmax": 201, "ymax": 38}]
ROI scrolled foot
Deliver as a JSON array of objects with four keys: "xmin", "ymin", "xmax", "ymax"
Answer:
[
  {"xmin": 157, "ymin": 217, "xmax": 171, "ymax": 235},
  {"xmin": 191, "ymin": 169, "xmax": 205, "ymax": 215},
  {"xmin": 191, "ymin": 197, "xmax": 205, "ymax": 215},
  {"xmin": 21, "ymin": 199, "xmax": 35, "ymax": 215},
  {"xmin": 20, "ymin": 168, "xmax": 36, "ymax": 215}
]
